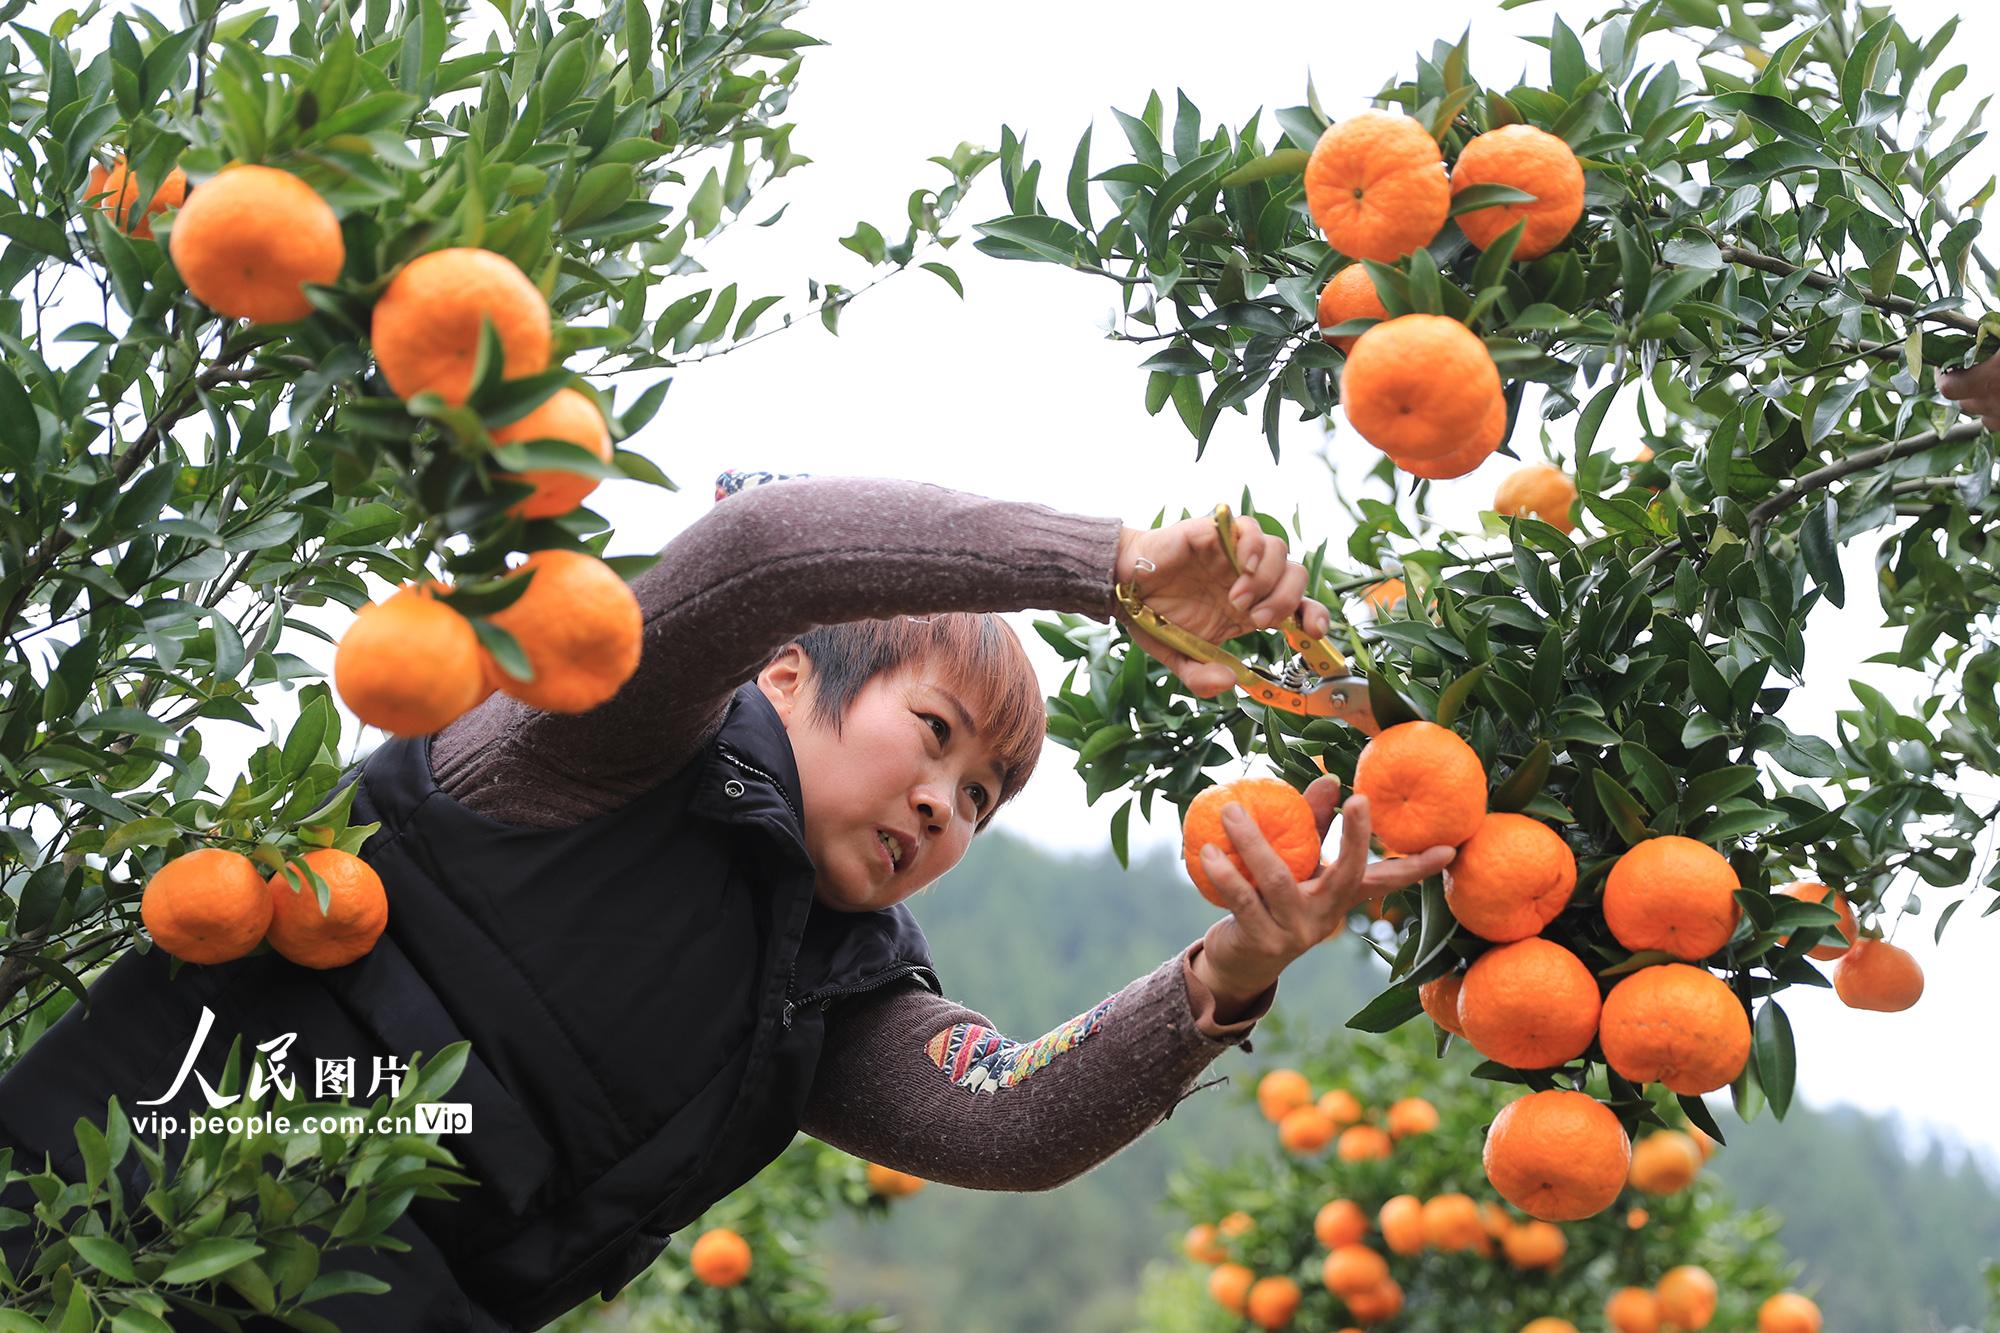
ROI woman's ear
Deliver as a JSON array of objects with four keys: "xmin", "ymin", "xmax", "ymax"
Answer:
[{"xmin": 757, "ymin": 644, "xmax": 812, "ymax": 724}]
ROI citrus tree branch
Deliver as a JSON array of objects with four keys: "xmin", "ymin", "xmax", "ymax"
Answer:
[
  {"xmin": 1748, "ymin": 420, "xmax": 1988, "ymax": 530},
  {"xmin": 1719, "ymin": 242, "xmax": 1983, "ymax": 335}
]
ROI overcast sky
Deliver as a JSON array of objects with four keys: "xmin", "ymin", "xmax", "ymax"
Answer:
[{"xmin": 23, "ymin": 0, "xmax": 2000, "ymax": 1171}]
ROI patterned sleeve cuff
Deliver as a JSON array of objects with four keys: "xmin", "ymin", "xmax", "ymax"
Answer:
[{"xmin": 1180, "ymin": 940, "xmax": 1276, "ymax": 1044}]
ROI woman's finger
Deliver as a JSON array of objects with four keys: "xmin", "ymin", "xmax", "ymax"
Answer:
[
  {"xmin": 1199, "ymin": 842, "xmax": 1275, "ymax": 932},
  {"xmin": 1362, "ymin": 844, "xmax": 1457, "ymax": 892}
]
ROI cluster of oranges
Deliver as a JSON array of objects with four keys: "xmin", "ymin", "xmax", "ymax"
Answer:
[
  {"xmin": 1181, "ymin": 719, "xmax": 1925, "ymax": 1228},
  {"xmin": 1253, "ymin": 1069, "xmax": 1436, "ymax": 1161},
  {"xmin": 86, "ymin": 154, "xmax": 642, "ymax": 741},
  {"xmin": 1306, "ymin": 111, "xmax": 1583, "ymax": 488},
  {"xmin": 1604, "ymin": 1267, "xmax": 1823, "ymax": 1333},
  {"xmin": 140, "ymin": 845, "xmax": 387, "ymax": 970}
]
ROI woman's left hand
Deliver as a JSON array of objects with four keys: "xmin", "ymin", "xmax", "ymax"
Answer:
[
  {"xmin": 1191, "ymin": 775, "xmax": 1457, "ymax": 1009},
  {"xmin": 1113, "ymin": 515, "xmax": 1333, "ymax": 699}
]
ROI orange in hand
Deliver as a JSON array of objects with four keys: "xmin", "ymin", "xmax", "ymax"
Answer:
[
  {"xmin": 1350, "ymin": 720, "xmax": 1487, "ymax": 855},
  {"xmin": 1181, "ymin": 777, "xmax": 1322, "ymax": 909}
]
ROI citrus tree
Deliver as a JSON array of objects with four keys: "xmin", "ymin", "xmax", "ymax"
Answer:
[
  {"xmin": 993, "ymin": 0, "xmax": 1997, "ymax": 1229},
  {"xmin": 0, "ymin": 0, "xmax": 993, "ymax": 1319},
  {"xmin": 1134, "ymin": 1021, "xmax": 1807, "ymax": 1332}
]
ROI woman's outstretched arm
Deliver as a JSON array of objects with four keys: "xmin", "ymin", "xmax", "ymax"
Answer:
[{"xmin": 800, "ymin": 939, "xmax": 1273, "ymax": 1192}]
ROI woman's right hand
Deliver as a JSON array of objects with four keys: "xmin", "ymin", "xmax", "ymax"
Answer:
[
  {"xmin": 1938, "ymin": 352, "xmax": 2000, "ymax": 431},
  {"xmin": 1111, "ymin": 516, "xmax": 1333, "ymax": 700}
]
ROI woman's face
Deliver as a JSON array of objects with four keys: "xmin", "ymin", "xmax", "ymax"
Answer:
[{"xmin": 758, "ymin": 646, "xmax": 1006, "ymax": 912}]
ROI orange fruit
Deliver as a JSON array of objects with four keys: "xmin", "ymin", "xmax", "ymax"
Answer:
[
  {"xmin": 1758, "ymin": 1292, "xmax": 1823, "ymax": 1333},
  {"xmin": 1321, "ymin": 1244, "xmax": 1389, "ymax": 1297},
  {"xmin": 1419, "ymin": 971, "xmax": 1466, "ymax": 1036},
  {"xmin": 1344, "ymin": 1280, "xmax": 1404, "ymax": 1322},
  {"xmin": 1315, "ymin": 1199, "xmax": 1368, "ymax": 1249},
  {"xmin": 1386, "ymin": 1096, "xmax": 1438, "ymax": 1139},
  {"xmin": 1351, "ymin": 720, "xmax": 1487, "ymax": 854},
  {"xmin": 168, "ymin": 164, "xmax": 345, "ymax": 324},
  {"xmin": 1341, "ymin": 314, "xmax": 1504, "ymax": 461},
  {"xmin": 1833, "ymin": 937, "xmax": 1924, "ymax": 1011},
  {"xmin": 1627, "ymin": 1130, "xmax": 1703, "ymax": 1194},
  {"xmin": 1479, "ymin": 1200, "xmax": 1514, "ymax": 1240},
  {"xmin": 1775, "ymin": 880, "xmax": 1858, "ymax": 959},
  {"xmin": 1420, "ymin": 1193, "xmax": 1482, "ymax": 1250},
  {"xmin": 1394, "ymin": 390, "xmax": 1508, "ymax": 479},
  {"xmin": 371, "ymin": 246, "xmax": 552, "ymax": 405},
  {"xmin": 1602, "ymin": 835, "xmax": 1742, "ymax": 960},
  {"xmin": 1318, "ymin": 264, "xmax": 1392, "ymax": 353},
  {"xmin": 688, "ymin": 1227, "xmax": 751, "ymax": 1287},
  {"xmin": 1257, "ymin": 1068, "xmax": 1314, "ymax": 1122},
  {"xmin": 1219, "ymin": 1210, "xmax": 1256, "ymax": 1238},
  {"xmin": 335, "ymin": 581, "xmax": 488, "ymax": 737},
  {"xmin": 1626, "ymin": 1206, "xmax": 1649, "ymax": 1229},
  {"xmin": 1520, "ymin": 1321, "xmax": 1578, "ymax": 1333},
  {"xmin": 1246, "ymin": 1275, "xmax": 1302, "ymax": 1330},
  {"xmin": 487, "ymin": 386, "xmax": 614, "ymax": 519},
  {"xmin": 1502, "ymin": 1219, "xmax": 1565, "ymax": 1269},
  {"xmin": 1493, "ymin": 463, "xmax": 1579, "ymax": 533},
  {"xmin": 1449, "ymin": 124, "xmax": 1585, "ymax": 259},
  {"xmin": 1318, "ymin": 1088, "xmax": 1364, "ymax": 1126},
  {"xmin": 481, "ymin": 549, "xmax": 643, "ymax": 714},
  {"xmin": 1655, "ymin": 1265, "xmax": 1718, "ymax": 1330},
  {"xmin": 1443, "ymin": 812, "xmax": 1577, "ymax": 941},
  {"xmin": 1182, "ymin": 1223, "xmax": 1228, "ymax": 1264},
  {"xmin": 1182, "ymin": 778, "xmax": 1322, "ymax": 908},
  {"xmin": 1456, "ymin": 937, "xmax": 1601, "ymax": 1069},
  {"xmin": 265, "ymin": 848, "xmax": 388, "ymax": 970},
  {"xmin": 1360, "ymin": 576, "xmax": 1408, "ymax": 616},
  {"xmin": 864, "ymin": 1163, "xmax": 925, "ymax": 1197},
  {"xmin": 1598, "ymin": 963, "xmax": 1751, "ymax": 1094},
  {"xmin": 1208, "ymin": 1261, "xmax": 1255, "ymax": 1313},
  {"xmin": 1304, "ymin": 110, "xmax": 1450, "ymax": 261},
  {"xmin": 1607, "ymin": 1286, "xmax": 1661, "ymax": 1333},
  {"xmin": 90, "ymin": 158, "xmax": 188, "ymax": 239},
  {"xmin": 1337, "ymin": 1124, "xmax": 1392, "ymax": 1161},
  {"xmin": 140, "ymin": 848, "xmax": 272, "ymax": 965},
  {"xmin": 1377, "ymin": 1194, "xmax": 1425, "ymax": 1254},
  {"xmin": 1280, "ymin": 1105, "xmax": 1338, "ymax": 1155},
  {"xmin": 1482, "ymin": 1089, "xmax": 1630, "ymax": 1221}
]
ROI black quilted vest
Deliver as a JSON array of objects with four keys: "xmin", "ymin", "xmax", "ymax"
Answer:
[{"xmin": 0, "ymin": 681, "xmax": 938, "ymax": 1328}]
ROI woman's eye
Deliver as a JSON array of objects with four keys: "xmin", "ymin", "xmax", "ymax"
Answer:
[{"xmin": 923, "ymin": 713, "xmax": 948, "ymax": 741}]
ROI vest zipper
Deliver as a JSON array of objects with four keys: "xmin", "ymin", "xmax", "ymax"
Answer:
[
  {"xmin": 715, "ymin": 743, "xmax": 802, "ymax": 824},
  {"xmin": 783, "ymin": 963, "xmax": 938, "ymax": 1029}
]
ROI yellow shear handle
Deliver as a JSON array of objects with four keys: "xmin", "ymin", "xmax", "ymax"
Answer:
[{"xmin": 1111, "ymin": 504, "xmax": 1353, "ymax": 717}]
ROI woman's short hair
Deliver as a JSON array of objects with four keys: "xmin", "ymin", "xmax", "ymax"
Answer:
[{"xmin": 776, "ymin": 613, "xmax": 1045, "ymax": 833}]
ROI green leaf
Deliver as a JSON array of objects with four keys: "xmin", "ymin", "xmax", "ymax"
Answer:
[
  {"xmin": 1592, "ymin": 768, "xmax": 1653, "ymax": 846},
  {"xmin": 1448, "ymin": 183, "xmax": 1538, "ymax": 216},
  {"xmin": 1346, "ymin": 979, "xmax": 1423, "ymax": 1033},
  {"xmin": 1752, "ymin": 1000, "xmax": 1796, "ymax": 1118},
  {"xmin": 1706, "ymin": 91, "xmax": 1826, "ymax": 149},
  {"xmin": 70, "ymin": 1235, "xmax": 138, "ymax": 1283},
  {"xmin": 1489, "ymin": 740, "xmax": 1552, "ymax": 812},
  {"xmin": 1434, "ymin": 662, "xmax": 1490, "ymax": 729},
  {"xmin": 0, "ymin": 365, "xmax": 39, "ymax": 467},
  {"xmin": 1218, "ymin": 149, "xmax": 1309, "ymax": 188},
  {"xmin": 1679, "ymin": 1092, "xmax": 1727, "ymax": 1146},
  {"xmin": 1800, "ymin": 495, "xmax": 1844, "ymax": 608},
  {"xmin": 102, "ymin": 815, "xmax": 180, "ymax": 861},
  {"xmin": 688, "ymin": 167, "xmax": 722, "ymax": 236},
  {"xmin": 160, "ymin": 1238, "xmax": 266, "ymax": 1284},
  {"xmin": 917, "ymin": 262, "xmax": 963, "ymax": 298}
]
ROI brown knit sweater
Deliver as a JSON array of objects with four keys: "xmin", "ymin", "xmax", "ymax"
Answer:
[{"xmin": 427, "ymin": 475, "xmax": 1275, "ymax": 1191}]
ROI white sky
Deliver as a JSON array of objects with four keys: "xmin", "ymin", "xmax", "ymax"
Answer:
[{"xmin": 19, "ymin": 0, "xmax": 2000, "ymax": 1169}]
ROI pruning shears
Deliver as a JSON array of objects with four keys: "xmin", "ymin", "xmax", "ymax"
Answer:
[{"xmin": 1112, "ymin": 504, "xmax": 1381, "ymax": 736}]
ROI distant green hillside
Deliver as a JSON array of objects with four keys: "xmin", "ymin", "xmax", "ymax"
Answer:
[{"xmin": 814, "ymin": 828, "xmax": 2000, "ymax": 1333}]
